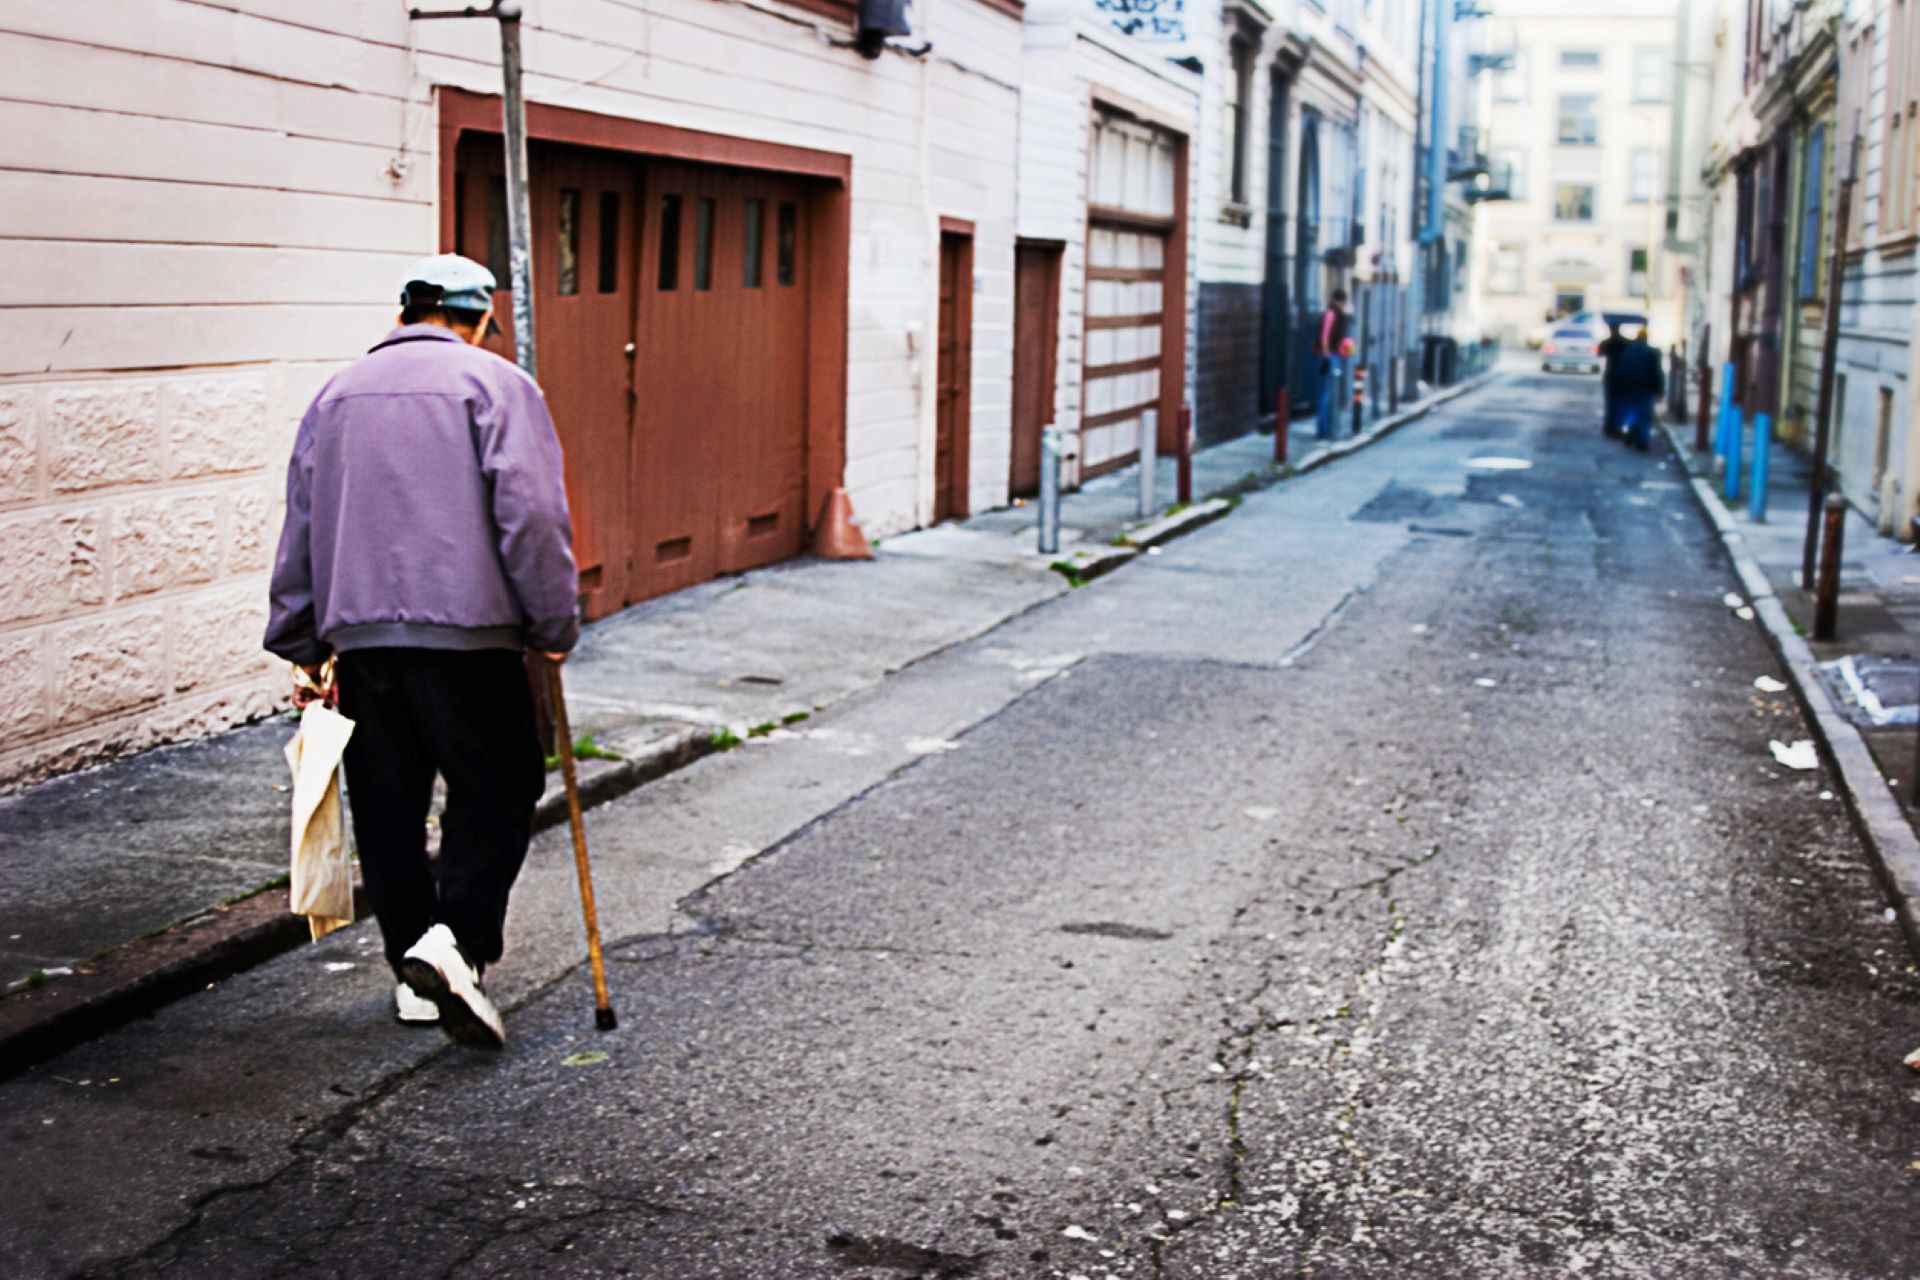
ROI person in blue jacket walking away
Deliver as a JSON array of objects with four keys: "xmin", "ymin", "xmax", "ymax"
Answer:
[
  {"xmin": 1611, "ymin": 328, "xmax": 1666, "ymax": 453},
  {"xmin": 264, "ymin": 254, "xmax": 579, "ymax": 1050}
]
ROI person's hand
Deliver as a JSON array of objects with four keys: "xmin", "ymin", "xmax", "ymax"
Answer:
[
  {"xmin": 291, "ymin": 661, "xmax": 333, "ymax": 710},
  {"xmin": 540, "ymin": 650, "xmax": 568, "ymax": 665}
]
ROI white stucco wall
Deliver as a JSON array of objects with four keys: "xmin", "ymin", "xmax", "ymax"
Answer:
[{"xmin": 0, "ymin": 0, "xmax": 1024, "ymax": 786}]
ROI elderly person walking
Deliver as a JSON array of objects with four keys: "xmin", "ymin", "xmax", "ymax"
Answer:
[{"xmin": 264, "ymin": 254, "xmax": 579, "ymax": 1049}]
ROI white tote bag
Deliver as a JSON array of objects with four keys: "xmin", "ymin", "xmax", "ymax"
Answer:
[{"xmin": 285, "ymin": 701, "xmax": 356, "ymax": 941}]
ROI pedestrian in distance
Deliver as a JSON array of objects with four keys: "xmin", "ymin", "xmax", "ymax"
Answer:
[
  {"xmin": 1315, "ymin": 289, "xmax": 1351, "ymax": 440},
  {"xmin": 1611, "ymin": 327, "xmax": 1666, "ymax": 453},
  {"xmin": 264, "ymin": 253, "xmax": 580, "ymax": 1050},
  {"xmin": 1598, "ymin": 321, "xmax": 1628, "ymax": 438}
]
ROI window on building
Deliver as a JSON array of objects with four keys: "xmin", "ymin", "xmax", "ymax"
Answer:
[
  {"xmin": 1495, "ymin": 49, "xmax": 1527, "ymax": 102},
  {"xmin": 1633, "ymin": 48, "xmax": 1671, "ymax": 102},
  {"xmin": 1735, "ymin": 168, "xmax": 1755, "ymax": 281},
  {"xmin": 1883, "ymin": 0, "xmax": 1919, "ymax": 243},
  {"xmin": 1627, "ymin": 246, "xmax": 1650, "ymax": 297},
  {"xmin": 1226, "ymin": 35, "xmax": 1255, "ymax": 206},
  {"xmin": 1494, "ymin": 147, "xmax": 1526, "ymax": 200},
  {"xmin": 1490, "ymin": 243, "xmax": 1526, "ymax": 293},
  {"xmin": 1557, "ymin": 95, "xmax": 1600, "ymax": 146},
  {"xmin": 1554, "ymin": 182, "xmax": 1595, "ymax": 220},
  {"xmin": 1559, "ymin": 49, "xmax": 1601, "ymax": 69},
  {"xmin": 1838, "ymin": 26, "xmax": 1870, "ymax": 249},
  {"xmin": 1629, "ymin": 148, "xmax": 1660, "ymax": 203},
  {"xmin": 1798, "ymin": 123, "xmax": 1826, "ymax": 299}
]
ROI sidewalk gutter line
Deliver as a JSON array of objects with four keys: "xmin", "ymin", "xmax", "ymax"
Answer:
[
  {"xmin": 1663, "ymin": 422, "xmax": 1920, "ymax": 961},
  {"xmin": 0, "ymin": 372, "xmax": 1498, "ymax": 1077}
]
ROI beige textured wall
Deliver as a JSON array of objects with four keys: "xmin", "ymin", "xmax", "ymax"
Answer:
[{"xmin": 0, "ymin": 374, "xmax": 298, "ymax": 784}]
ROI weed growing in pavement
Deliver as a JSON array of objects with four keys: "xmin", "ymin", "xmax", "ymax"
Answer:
[
  {"xmin": 23, "ymin": 969, "xmax": 47, "ymax": 989},
  {"xmin": 218, "ymin": 872, "xmax": 292, "ymax": 907},
  {"xmin": 781, "ymin": 710, "xmax": 811, "ymax": 725},
  {"xmin": 545, "ymin": 734, "xmax": 622, "ymax": 770},
  {"xmin": 710, "ymin": 727, "xmax": 743, "ymax": 750},
  {"xmin": 1049, "ymin": 560, "xmax": 1088, "ymax": 588},
  {"xmin": 1165, "ymin": 500, "xmax": 1192, "ymax": 516},
  {"xmin": 747, "ymin": 721, "xmax": 778, "ymax": 738}
]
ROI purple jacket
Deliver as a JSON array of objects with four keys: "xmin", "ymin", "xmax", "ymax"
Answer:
[{"xmin": 264, "ymin": 326, "xmax": 579, "ymax": 665}]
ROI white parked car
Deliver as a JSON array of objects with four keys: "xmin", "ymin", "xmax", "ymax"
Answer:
[{"xmin": 1541, "ymin": 324, "xmax": 1604, "ymax": 374}]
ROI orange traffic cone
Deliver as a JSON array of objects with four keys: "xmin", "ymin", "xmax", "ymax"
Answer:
[{"xmin": 813, "ymin": 487, "xmax": 873, "ymax": 560}]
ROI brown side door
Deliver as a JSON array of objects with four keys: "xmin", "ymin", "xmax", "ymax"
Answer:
[
  {"xmin": 1009, "ymin": 242, "xmax": 1062, "ymax": 497},
  {"xmin": 453, "ymin": 139, "xmax": 639, "ymax": 621},
  {"xmin": 631, "ymin": 162, "xmax": 813, "ymax": 600},
  {"xmin": 935, "ymin": 230, "xmax": 973, "ymax": 522}
]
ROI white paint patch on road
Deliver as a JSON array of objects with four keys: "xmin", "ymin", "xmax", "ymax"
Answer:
[{"xmin": 1464, "ymin": 456, "xmax": 1533, "ymax": 471}]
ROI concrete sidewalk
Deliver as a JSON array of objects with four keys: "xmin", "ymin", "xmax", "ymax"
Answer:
[
  {"xmin": 1665, "ymin": 416, "xmax": 1920, "ymax": 955},
  {"xmin": 0, "ymin": 374, "xmax": 1490, "ymax": 1065}
]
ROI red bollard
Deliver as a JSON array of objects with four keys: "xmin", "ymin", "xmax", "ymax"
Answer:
[
  {"xmin": 1177, "ymin": 404, "xmax": 1193, "ymax": 504},
  {"xmin": 1274, "ymin": 387, "xmax": 1290, "ymax": 465},
  {"xmin": 1695, "ymin": 355, "xmax": 1713, "ymax": 453}
]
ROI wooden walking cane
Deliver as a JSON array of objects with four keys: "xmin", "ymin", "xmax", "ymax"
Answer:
[{"xmin": 544, "ymin": 660, "xmax": 617, "ymax": 1031}]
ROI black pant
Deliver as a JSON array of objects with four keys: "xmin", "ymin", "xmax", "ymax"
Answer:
[{"xmin": 336, "ymin": 648, "xmax": 545, "ymax": 976}]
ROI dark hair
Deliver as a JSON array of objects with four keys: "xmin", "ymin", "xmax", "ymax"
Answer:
[
  {"xmin": 1331, "ymin": 289, "xmax": 1349, "ymax": 304},
  {"xmin": 399, "ymin": 280, "xmax": 488, "ymax": 330}
]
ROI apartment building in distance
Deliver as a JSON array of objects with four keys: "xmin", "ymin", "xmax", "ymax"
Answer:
[{"xmin": 1474, "ymin": 0, "xmax": 1682, "ymax": 347}]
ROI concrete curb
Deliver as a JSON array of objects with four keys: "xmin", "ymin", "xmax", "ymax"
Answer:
[
  {"xmin": 1663, "ymin": 422, "xmax": 1920, "ymax": 961},
  {"xmin": 0, "ymin": 371, "xmax": 1500, "ymax": 1076},
  {"xmin": 1120, "ymin": 496, "xmax": 1235, "ymax": 549}
]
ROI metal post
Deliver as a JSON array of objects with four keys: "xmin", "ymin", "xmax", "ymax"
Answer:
[
  {"xmin": 1274, "ymin": 387, "xmax": 1290, "ymax": 465},
  {"xmin": 1138, "ymin": 409, "xmax": 1158, "ymax": 518},
  {"xmin": 1176, "ymin": 405, "xmax": 1193, "ymax": 505},
  {"xmin": 1749, "ymin": 412, "xmax": 1771, "ymax": 521},
  {"xmin": 409, "ymin": 2, "xmax": 536, "ymax": 378},
  {"xmin": 1350, "ymin": 364, "xmax": 1366, "ymax": 436},
  {"xmin": 1037, "ymin": 426, "xmax": 1061, "ymax": 555},
  {"xmin": 497, "ymin": 3, "xmax": 536, "ymax": 379},
  {"xmin": 1804, "ymin": 135, "xmax": 1863, "ymax": 589},
  {"xmin": 1813, "ymin": 492, "xmax": 1846, "ymax": 640},
  {"xmin": 1694, "ymin": 326, "xmax": 1713, "ymax": 452}
]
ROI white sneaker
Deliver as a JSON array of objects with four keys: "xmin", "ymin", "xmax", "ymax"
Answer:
[
  {"xmin": 394, "ymin": 983, "xmax": 440, "ymax": 1026},
  {"xmin": 399, "ymin": 924, "xmax": 505, "ymax": 1050}
]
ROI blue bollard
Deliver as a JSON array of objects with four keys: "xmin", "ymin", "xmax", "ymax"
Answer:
[
  {"xmin": 1748, "ymin": 412, "xmax": 1771, "ymax": 521},
  {"xmin": 1725, "ymin": 411, "xmax": 1744, "ymax": 501}
]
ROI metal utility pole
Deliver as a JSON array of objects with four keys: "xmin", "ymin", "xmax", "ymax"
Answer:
[
  {"xmin": 410, "ymin": 1, "xmax": 537, "ymax": 379},
  {"xmin": 1802, "ymin": 133, "xmax": 1862, "ymax": 590}
]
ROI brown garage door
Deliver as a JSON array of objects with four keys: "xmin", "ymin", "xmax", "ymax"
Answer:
[
  {"xmin": 632, "ymin": 162, "xmax": 812, "ymax": 600},
  {"xmin": 454, "ymin": 141, "xmax": 814, "ymax": 614}
]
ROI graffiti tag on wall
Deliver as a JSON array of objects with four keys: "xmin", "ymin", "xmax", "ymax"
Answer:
[{"xmin": 1093, "ymin": 0, "xmax": 1191, "ymax": 48}]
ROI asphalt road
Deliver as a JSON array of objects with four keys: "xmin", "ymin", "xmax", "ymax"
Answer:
[{"xmin": 8, "ymin": 371, "xmax": 1920, "ymax": 1278}]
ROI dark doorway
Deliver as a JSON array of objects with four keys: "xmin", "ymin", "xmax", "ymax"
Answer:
[
  {"xmin": 1260, "ymin": 68, "xmax": 1292, "ymax": 414},
  {"xmin": 935, "ymin": 228, "xmax": 973, "ymax": 522},
  {"xmin": 1010, "ymin": 241, "xmax": 1062, "ymax": 497},
  {"xmin": 1291, "ymin": 113, "xmax": 1323, "ymax": 411}
]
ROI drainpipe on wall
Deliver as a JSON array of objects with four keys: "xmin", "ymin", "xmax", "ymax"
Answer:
[{"xmin": 1422, "ymin": 0, "xmax": 1448, "ymax": 248}]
